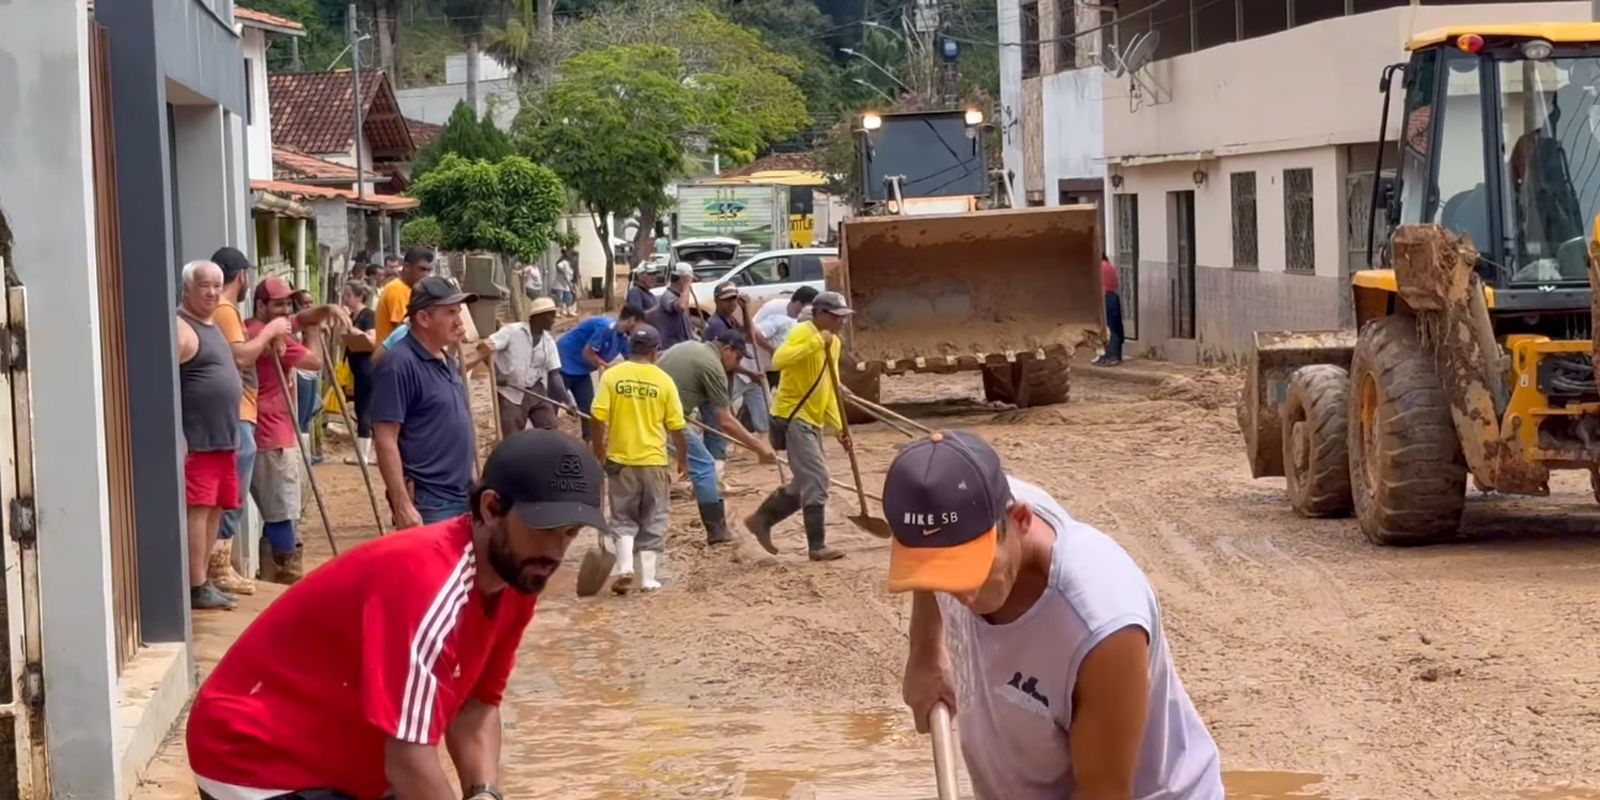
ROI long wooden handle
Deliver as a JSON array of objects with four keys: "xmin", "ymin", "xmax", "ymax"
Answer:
[
  {"xmin": 824, "ymin": 355, "xmax": 871, "ymax": 513},
  {"xmin": 273, "ymin": 355, "xmax": 339, "ymax": 556},
  {"xmin": 321, "ymin": 332, "xmax": 385, "ymax": 536},
  {"xmin": 843, "ymin": 391, "xmax": 936, "ymax": 437},
  {"xmin": 930, "ymin": 702, "xmax": 960, "ymax": 800}
]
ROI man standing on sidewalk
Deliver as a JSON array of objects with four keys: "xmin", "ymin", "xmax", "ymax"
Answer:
[
  {"xmin": 555, "ymin": 306, "xmax": 645, "ymax": 440},
  {"xmin": 651, "ymin": 264, "xmax": 696, "ymax": 350},
  {"xmin": 743, "ymin": 291, "xmax": 854, "ymax": 562},
  {"xmin": 375, "ymin": 247, "xmax": 434, "ymax": 345},
  {"xmin": 1094, "ymin": 252, "xmax": 1124, "ymax": 367},
  {"xmin": 889, "ymin": 431, "xmax": 1222, "ymax": 799},
  {"xmin": 479, "ymin": 296, "xmax": 568, "ymax": 436},
  {"xmin": 186, "ymin": 429, "xmax": 608, "ymax": 800},
  {"xmin": 626, "ymin": 265, "xmax": 659, "ymax": 314},
  {"xmin": 246, "ymin": 278, "xmax": 329, "ymax": 584},
  {"xmin": 590, "ymin": 325, "xmax": 688, "ymax": 593},
  {"xmin": 372, "ymin": 277, "xmax": 479, "ymax": 527},
  {"xmin": 176, "ymin": 260, "xmax": 245, "ymax": 611},
  {"xmin": 659, "ymin": 329, "xmax": 776, "ymax": 545}
]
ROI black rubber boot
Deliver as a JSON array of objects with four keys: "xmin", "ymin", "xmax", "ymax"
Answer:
[
  {"xmin": 699, "ymin": 500, "xmax": 733, "ymax": 545},
  {"xmin": 743, "ymin": 489, "xmax": 801, "ymax": 554},
  {"xmin": 804, "ymin": 505, "xmax": 844, "ymax": 561}
]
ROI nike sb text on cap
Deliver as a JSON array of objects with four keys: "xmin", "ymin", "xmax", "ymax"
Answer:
[
  {"xmin": 480, "ymin": 429, "xmax": 609, "ymax": 532},
  {"xmin": 883, "ymin": 430, "xmax": 1012, "ymax": 593}
]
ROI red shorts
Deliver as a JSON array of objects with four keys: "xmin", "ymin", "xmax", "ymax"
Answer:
[{"xmin": 185, "ymin": 450, "xmax": 240, "ymax": 510}]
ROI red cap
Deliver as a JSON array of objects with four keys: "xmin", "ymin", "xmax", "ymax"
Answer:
[{"xmin": 254, "ymin": 276, "xmax": 294, "ymax": 304}]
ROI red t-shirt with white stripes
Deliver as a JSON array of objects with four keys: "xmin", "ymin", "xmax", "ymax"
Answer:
[{"xmin": 186, "ymin": 517, "xmax": 537, "ymax": 798}]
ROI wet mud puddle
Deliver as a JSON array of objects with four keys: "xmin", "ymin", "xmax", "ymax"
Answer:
[{"xmin": 496, "ymin": 594, "xmax": 1351, "ymax": 799}]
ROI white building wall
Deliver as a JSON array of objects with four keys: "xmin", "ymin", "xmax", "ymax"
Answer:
[
  {"xmin": 1042, "ymin": 68, "xmax": 1104, "ymax": 188},
  {"xmin": 996, "ymin": 0, "xmax": 1024, "ymax": 196},
  {"xmin": 396, "ymin": 79, "xmax": 520, "ymax": 130},
  {"xmin": 241, "ymin": 27, "xmax": 273, "ymax": 181}
]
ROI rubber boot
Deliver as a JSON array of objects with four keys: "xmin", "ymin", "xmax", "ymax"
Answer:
[
  {"xmin": 272, "ymin": 544, "xmax": 306, "ymax": 585},
  {"xmin": 638, "ymin": 551, "xmax": 662, "ymax": 591},
  {"xmin": 208, "ymin": 538, "xmax": 256, "ymax": 596},
  {"xmin": 256, "ymin": 536, "xmax": 278, "ymax": 583},
  {"xmin": 611, "ymin": 535, "xmax": 636, "ymax": 594},
  {"xmin": 743, "ymin": 489, "xmax": 801, "ymax": 555},
  {"xmin": 805, "ymin": 505, "xmax": 844, "ymax": 561},
  {"xmin": 699, "ymin": 501, "xmax": 733, "ymax": 545}
]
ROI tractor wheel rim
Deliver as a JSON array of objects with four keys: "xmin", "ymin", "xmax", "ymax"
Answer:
[{"xmin": 1360, "ymin": 372, "xmax": 1379, "ymax": 498}]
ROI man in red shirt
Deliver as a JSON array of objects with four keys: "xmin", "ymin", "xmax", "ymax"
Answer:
[
  {"xmin": 1095, "ymin": 252, "xmax": 1125, "ymax": 367},
  {"xmin": 187, "ymin": 428, "xmax": 607, "ymax": 800}
]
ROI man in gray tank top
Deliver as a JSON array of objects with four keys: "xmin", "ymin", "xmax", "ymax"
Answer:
[
  {"xmin": 177, "ymin": 261, "xmax": 245, "ymax": 611},
  {"xmin": 885, "ymin": 431, "xmax": 1223, "ymax": 800}
]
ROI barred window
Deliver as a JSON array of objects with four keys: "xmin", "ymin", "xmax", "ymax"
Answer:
[
  {"xmin": 1056, "ymin": 2, "xmax": 1077, "ymax": 71},
  {"xmin": 1284, "ymin": 168, "xmax": 1315, "ymax": 273},
  {"xmin": 1230, "ymin": 171, "xmax": 1258, "ymax": 269},
  {"xmin": 1022, "ymin": 1, "xmax": 1041, "ymax": 78}
]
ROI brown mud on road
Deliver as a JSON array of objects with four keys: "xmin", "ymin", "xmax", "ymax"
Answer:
[{"xmin": 137, "ymin": 367, "xmax": 1600, "ymax": 799}]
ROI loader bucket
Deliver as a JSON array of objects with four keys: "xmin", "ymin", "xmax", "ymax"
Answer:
[
  {"xmin": 839, "ymin": 206, "xmax": 1103, "ymax": 367},
  {"xmin": 1241, "ymin": 329, "xmax": 1356, "ymax": 479}
]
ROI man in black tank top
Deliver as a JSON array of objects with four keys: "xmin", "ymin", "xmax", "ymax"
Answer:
[{"xmin": 176, "ymin": 260, "xmax": 245, "ymax": 611}]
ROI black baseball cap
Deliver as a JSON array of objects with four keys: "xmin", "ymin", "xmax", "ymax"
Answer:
[
  {"xmin": 406, "ymin": 276, "xmax": 478, "ymax": 315},
  {"xmin": 629, "ymin": 323, "xmax": 662, "ymax": 351},
  {"xmin": 211, "ymin": 246, "xmax": 253, "ymax": 284},
  {"xmin": 481, "ymin": 429, "xmax": 608, "ymax": 532},
  {"xmin": 883, "ymin": 431, "xmax": 1012, "ymax": 593},
  {"xmin": 812, "ymin": 291, "xmax": 854, "ymax": 317}
]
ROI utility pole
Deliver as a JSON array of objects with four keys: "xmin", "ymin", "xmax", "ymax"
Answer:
[{"xmin": 348, "ymin": 4, "xmax": 366, "ymax": 200}]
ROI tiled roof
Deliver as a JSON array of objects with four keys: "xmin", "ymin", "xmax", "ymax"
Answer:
[
  {"xmin": 406, "ymin": 118, "xmax": 444, "ymax": 149},
  {"xmin": 236, "ymin": 7, "xmax": 307, "ymax": 34},
  {"xmin": 250, "ymin": 180, "xmax": 420, "ymax": 212},
  {"xmin": 268, "ymin": 70, "xmax": 416, "ymax": 158},
  {"xmin": 720, "ymin": 151, "xmax": 820, "ymax": 178},
  {"xmin": 273, "ymin": 146, "xmax": 360, "ymax": 183}
]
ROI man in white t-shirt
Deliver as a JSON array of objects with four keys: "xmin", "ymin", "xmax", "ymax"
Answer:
[
  {"xmin": 749, "ymin": 285, "xmax": 818, "ymax": 392},
  {"xmin": 477, "ymin": 296, "xmax": 568, "ymax": 436},
  {"xmin": 886, "ymin": 431, "xmax": 1223, "ymax": 800}
]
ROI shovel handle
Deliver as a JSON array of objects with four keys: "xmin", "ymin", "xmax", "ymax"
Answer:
[
  {"xmin": 824, "ymin": 353, "xmax": 871, "ymax": 514},
  {"xmin": 930, "ymin": 702, "xmax": 960, "ymax": 800}
]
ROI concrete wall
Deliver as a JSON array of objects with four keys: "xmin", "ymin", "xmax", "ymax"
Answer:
[
  {"xmin": 242, "ymin": 27, "xmax": 273, "ymax": 181},
  {"xmin": 0, "ymin": 2, "xmax": 121, "ymax": 797},
  {"xmin": 396, "ymin": 78, "xmax": 520, "ymax": 130},
  {"xmin": 1042, "ymin": 68, "xmax": 1103, "ymax": 186},
  {"xmin": 996, "ymin": 0, "xmax": 1024, "ymax": 195},
  {"xmin": 1101, "ymin": 2, "xmax": 1588, "ymax": 160}
]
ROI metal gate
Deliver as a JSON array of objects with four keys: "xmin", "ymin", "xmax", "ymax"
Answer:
[
  {"xmin": 0, "ymin": 268, "xmax": 50, "ymax": 797},
  {"xmin": 1114, "ymin": 193, "xmax": 1140, "ymax": 340},
  {"xmin": 89, "ymin": 21, "xmax": 142, "ymax": 673},
  {"xmin": 1170, "ymin": 190, "xmax": 1196, "ymax": 340}
]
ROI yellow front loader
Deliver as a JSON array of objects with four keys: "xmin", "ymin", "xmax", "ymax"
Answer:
[{"xmin": 1242, "ymin": 25, "xmax": 1600, "ymax": 544}]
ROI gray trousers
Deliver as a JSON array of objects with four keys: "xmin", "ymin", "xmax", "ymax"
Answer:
[
  {"xmin": 784, "ymin": 418, "xmax": 830, "ymax": 507},
  {"xmin": 608, "ymin": 465, "xmax": 671, "ymax": 552}
]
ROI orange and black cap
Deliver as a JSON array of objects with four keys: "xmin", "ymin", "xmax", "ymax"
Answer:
[{"xmin": 883, "ymin": 430, "xmax": 1011, "ymax": 594}]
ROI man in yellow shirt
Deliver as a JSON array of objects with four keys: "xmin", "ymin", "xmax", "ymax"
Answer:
[
  {"xmin": 745, "ymin": 291, "xmax": 855, "ymax": 562},
  {"xmin": 374, "ymin": 247, "xmax": 435, "ymax": 343},
  {"xmin": 591, "ymin": 324, "xmax": 688, "ymax": 593}
]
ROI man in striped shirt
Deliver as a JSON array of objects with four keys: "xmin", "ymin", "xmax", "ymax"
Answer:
[{"xmin": 186, "ymin": 429, "xmax": 607, "ymax": 800}]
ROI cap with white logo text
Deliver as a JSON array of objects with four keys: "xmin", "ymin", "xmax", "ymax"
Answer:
[
  {"xmin": 882, "ymin": 430, "xmax": 1012, "ymax": 593},
  {"xmin": 480, "ymin": 429, "xmax": 608, "ymax": 533}
]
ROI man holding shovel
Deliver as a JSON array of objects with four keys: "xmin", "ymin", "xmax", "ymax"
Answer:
[
  {"xmin": 743, "ymin": 291, "xmax": 854, "ymax": 562},
  {"xmin": 888, "ymin": 431, "xmax": 1223, "ymax": 800}
]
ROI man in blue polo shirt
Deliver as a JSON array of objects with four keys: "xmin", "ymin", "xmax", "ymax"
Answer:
[
  {"xmin": 370, "ymin": 276, "xmax": 480, "ymax": 528},
  {"xmin": 556, "ymin": 306, "xmax": 645, "ymax": 440}
]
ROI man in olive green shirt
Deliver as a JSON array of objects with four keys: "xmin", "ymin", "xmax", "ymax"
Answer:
[{"xmin": 658, "ymin": 330, "xmax": 774, "ymax": 543}]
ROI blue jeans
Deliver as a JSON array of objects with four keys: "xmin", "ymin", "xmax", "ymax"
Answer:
[
  {"xmin": 736, "ymin": 378, "xmax": 770, "ymax": 433},
  {"xmin": 562, "ymin": 372, "xmax": 595, "ymax": 440},
  {"xmin": 219, "ymin": 421, "xmax": 257, "ymax": 540},
  {"xmin": 683, "ymin": 426, "xmax": 721, "ymax": 504},
  {"xmin": 700, "ymin": 402, "xmax": 728, "ymax": 460},
  {"xmin": 414, "ymin": 484, "xmax": 469, "ymax": 525},
  {"xmin": 1105, "ymin": 292, "xmax": 1125, "ymax": 361}
]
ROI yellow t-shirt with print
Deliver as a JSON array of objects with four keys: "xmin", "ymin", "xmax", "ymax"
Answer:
[{"xmin": 592, "ymin": 360, "xmax": 686, "ymax": 467}]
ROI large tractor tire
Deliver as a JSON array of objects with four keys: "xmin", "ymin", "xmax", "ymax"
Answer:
[
  {"xmin": 1347, "ymin": 316, "xmax": 1467, "ymax": 545},
  {"xmin": 1281, "ymin": 365, "xmax": 1353, "ymax": 517},
  {"xmin": 982, "ymin": 351, "xmax": 1071, "ymax": 407},
  {"xmin": 841, "ymin": 364, "xmax": 881, "ymax": 426}
]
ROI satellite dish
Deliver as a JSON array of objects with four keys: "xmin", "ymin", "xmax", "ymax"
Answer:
[
  {"xmin": 1121, "ymin": 31, "xmax": 1159, "ymax": 75},
  {"xmin": 1104, "ymin": 44, "xmax": 1127, "ymax": 78}
]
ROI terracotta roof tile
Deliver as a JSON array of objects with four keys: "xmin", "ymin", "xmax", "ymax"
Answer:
[
  {"xmin": 268, "ymin": 70, "xmax": 416, "ymax": 157},
  {"xmin": 272, "ymin": 146, "xmax": 360, "ymax": 183},
  {"xmin": 236, "ymin": 6, "xmax": 307, "ymax": 33},
  {"xmin": 720, "ymin": 152, "xmax": 820, "ymax": 178},
  {"xmin": 251, "ymin": 180, "xmax": 420, "ymax": 211},
  {"xmin": 407, "ymin": 117, "xmax": 444, "ymax": 149}
]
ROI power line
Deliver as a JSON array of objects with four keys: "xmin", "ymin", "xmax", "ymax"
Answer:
[{"xmin": 949, "ymin": 0, "xmax": 1185, "ymax": 48}]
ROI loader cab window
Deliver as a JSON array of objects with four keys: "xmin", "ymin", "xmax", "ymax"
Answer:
[
  {"xmin": 1395, "ymin": 49, "xmax": 1438, "ymax": 231},
  {"xmin": 1431, "ymin": 54, "xmax": 1493, "ymax": 268}
]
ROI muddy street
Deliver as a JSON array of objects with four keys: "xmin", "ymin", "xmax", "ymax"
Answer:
[{"xmin": 138, "ymin": 363, "xmax": 1600, "ymax": 800}]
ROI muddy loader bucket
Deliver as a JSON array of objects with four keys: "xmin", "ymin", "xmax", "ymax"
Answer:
[
  {"xmin": 839, "ymin": 206, "xmax": 1103, "ymax": 367},
  {"xmin": 1241, "ymin": 330, "xmax": 1356, "ymax": 479}
]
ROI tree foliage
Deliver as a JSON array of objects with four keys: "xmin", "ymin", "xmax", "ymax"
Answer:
[
  {"xmin": 410, "ymin": 101, "xmax": 516, "ymax": 183},
  {"xmin": 399, "ymin": 215, "xmax": 444, "ymax": 247},
  {"xmin": 409, "ymin": 153, "xmax": 565, "ymax": 261}
]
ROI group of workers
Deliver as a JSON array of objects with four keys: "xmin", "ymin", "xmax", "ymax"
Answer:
[{"xmin": 179, "ymin": 251, "xmax": 1225, "ymax": 800}]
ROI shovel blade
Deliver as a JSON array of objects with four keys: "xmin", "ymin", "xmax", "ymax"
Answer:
[
  {"xmin": 849, "ymin": 514, "xmax": 895, "ymax": 539},
  {"xmin": 575, "ymin": 547, "xmax": 616, "ymax": 598}
]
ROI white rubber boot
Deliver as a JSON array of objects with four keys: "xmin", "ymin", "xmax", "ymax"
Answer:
[
  {"xmin": 639, "ymin": 551, "xmax": 661, "ymax": 591},
  {"xmin": 610, "ymin": 535, "xmax": 635, "ymax": 594}
]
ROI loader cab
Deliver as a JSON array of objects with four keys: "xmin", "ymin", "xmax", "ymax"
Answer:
[{"xmin": 1373, "ymin": 26, "xmax": 1600, "ymax": 315}]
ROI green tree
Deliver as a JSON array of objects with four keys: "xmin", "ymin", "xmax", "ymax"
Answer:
[
  {"xmin": 410, "ymin": 101, "xmax": 516, "ymax": 183},
  {"xmin": 399, "ymin": 215, "xmax": 444, "ymax": 248},
  {"xmin": 410, "ymin": 153, "xmax": 566, "ymax": 262},
  {"xmin": 520, "ymin": 44, "xmax": 699, "ymax": 308},
  {"xmin": 244, "ymin": 0, "xmax": 347, "ymax": 71}
]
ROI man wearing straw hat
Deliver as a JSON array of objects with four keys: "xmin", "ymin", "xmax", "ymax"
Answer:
[
  {"xmin": 887, "ymin": 431, "xmax": 1222, "ymax": 800},
  {"xmin": 477, "ymin": 295, "xmax": 569, "ymax": 437}
]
